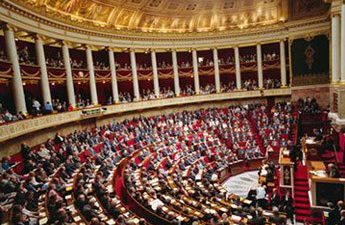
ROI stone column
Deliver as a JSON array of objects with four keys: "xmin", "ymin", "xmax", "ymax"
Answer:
[
  {"xmin": 151, "ymin": 50, "xmax": 160, "ymax": 97},
  {"xmin": 62, "ymin": 42, "xmax": 76, "ymax": 107},
  {"xmin": 256, "ymin": 44, "xmax": 263, "ymax": 89},
  {"xmin": 192, "ymin": 49, "xmax": 200, "ymax": 94},
  {"xmin": 4, "ymin": 26, "xmax": 27, "ymax": 113},
  {"xmin": 213, "ymin": 48, "xmax": 221, "ymax": 93},
  {"xmin": 172, "ymin": 50, "xmax": 180, "ymax": 96},
  {"xmin": 35, "ymin": 35, "xmax": 52, "ymax": 104},
  {"xmin": 280, "ymin": 40, "xmax": 287, "ymax": 87},
  {"xmin": 130, "ymin": 50, "xmax": 140, "ymax": 100},
  {"xmin": 332, "ymin": 14, "xmax": 341, "ymax": 82},
  {"xmin": 108, "ymin": 49, "xmax": 119, "ymax": 103},
  {"xmin": 341, "ymin": 4, "xmax": 345, "ymax": 81},
  {"xmin": 86, "ymin": 47, "xmax": 98, "ymax": 105},
  {"xmin": 234, "ymin": 46, "xmax": 241, "ymax": 90}
]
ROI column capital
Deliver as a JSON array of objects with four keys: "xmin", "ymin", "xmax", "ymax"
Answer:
[
  {"xmin": 2, "ymin": 23, "xmax": 17, "ymax": 32},
  {"xmin": 129, "ymin": 48, "xmax": 136, "ymax": 53},
  {"xmin": 33, "ymin": 34, "xmax": 44, "ymax": 41}
]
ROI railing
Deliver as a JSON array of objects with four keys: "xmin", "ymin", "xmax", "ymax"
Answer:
[{"xmin": 0, "ymin": 88, "xmax": 291, "ymax": 143}]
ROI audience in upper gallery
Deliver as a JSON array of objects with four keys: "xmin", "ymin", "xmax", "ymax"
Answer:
[
  {"xmin": 263, "ymin": 52, "xmax": 279, "ymax": 62},
  {"xmin": 157, "ymin": 61, "xmax": 172, "ymax": 69},
  {"xmin": 0, "ymin": 50, "xmax": 7, "ymax": 62},
  {"xmin": 160, "ymin": 87, "xmax": 175, "ymax": 98},
  {"xmin": 264, "ymin": 78, "xmax": 281, "ymax": 89},
  {"xmin": 119, "ymin": 92, "xmax": 133, "ymax": 103},
  {"xmin": 141, "ymin": 89, "xmax": 157, "ymax": 101},
  {"xmin": 76, "ymin": 97, "xmax": 92, "ymax": 108},
  {"xmin": 180, "ymin": 85, "xmax": 195, "ymax": 96},
  {"xmin": 297, "ymin": 97, "xmax": 321, "ymax": 114},
  {"xmin": 46, "ymin": 52, "xmax": 64, "ymax": 68},
  {"xmin": 94, "ymin": 61, "xmax": 109, "ymax": 70},
  {"xmin": 200, "ymin": 84, "xmax": 216, "ymax": 95},
  {"xmin": 116, "ymin": 63, "xmax": 131, "ymax": 71},
  {"xmin": 179, "ymin": 61, "xmax": 192, "ymax": 68},
  {"xmin": 220, "ymin": 81, "xmax": 237, "ymax": 92},
  {"xmin": 46, "ymin": 57, "xmax": 64, "ymax": 68},
  {"xmin": 240, "ymin": 54, "xmax": 257, "ymax": 63},
  {"xmin": 17, "ymin": 46, "xmax": 36, "ymax": 65},
  {"xmin": 243, "ymin": 79, "xmax": 258, "ymax": 91},
  {"xmin": 70, "ymin": 59, "xmax": 86, "ymax": 69}
]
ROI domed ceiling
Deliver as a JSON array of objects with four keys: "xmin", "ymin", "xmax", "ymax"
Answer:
[{"xmin": 8, "ymin": 0, "xmax": 329, "ymax": 34}]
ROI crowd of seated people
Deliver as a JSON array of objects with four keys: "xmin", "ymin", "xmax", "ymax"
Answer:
[
  {"xmin": 251, "ymin": 102, "xmax": 295, "ymax": 153},
  {"xmin": 243, "ymin": 79, "xmax": 258, "ymax": 91},
  {"xmin": 141, "ymin": 89, "xmax": 157, "ymax": 101},
  {"xmin": 0, "ymin": 50, "xmax": 7, "ymax": 62},
  {"xmin": 297, "ymin": 97, "xmax": 321, "ymax": 114},
  {"xmin": 219, "ymin": 57, "xmax": 235, "ymax": 65},
  {"xmin": 0, "ymin": 103, "xmax": 295, "ymax": 225},
  {"xmin": 199, "ymin": 84, "xmax": 216, "ymax": 95},
  {"xmin": 220, "ymin": 81, "xmax": 237, "ymax": 93},
  {"xmin": 157, "ymin": 61, "xmax": 172, "ymax": 69},
  {"xmin": 119, "ymin": 92, "xmax": 133, "ymax": 103},
  {"xmin": 198, "ymin": 59, "xmax": 214, "ymax": 67},
  {"xmin": 116, "ymin": 63, "xmax": 131, "ymax": 71},
  {"xmin": 240, "ymin": 54, "xmax": 257, "ymax": 63},
  {"xmin": 71, "ymin": 59, "xmax": 87, "ymax": 69},
  {"xmin": 76, "ymin": 96, "xmax": 93, "ymax": 108},
  {"xmin": 121, "ymin": 106, "xmax": 288, "ymax": 225},
  {"xmin": 46, "ymin": 52, "xmax": 64, "ymax": 68},
  {"xmin": 325, "ymin": 200, "xmax": 345, "ymax": 225},
  {"xmin": 17, "ymin": 46, "xmax": 36, "ymax": 65},
  {"xmin": 263, "ymin": 53, "xmax": 279, "ymax": 62},
  {"xmin": 264, "ymin": 79, "xmax": 281, "ymax": 89},
  {"xmin": 180, "ymin": 85, "xmax": 195, "ymax": 96},
  {"xmin": 94, "ymin": 61, "xmax": 109, "ymax": 70},
  {"xmin": 159, "ymin": 87, "xmax": 175, "ymax": 98}
]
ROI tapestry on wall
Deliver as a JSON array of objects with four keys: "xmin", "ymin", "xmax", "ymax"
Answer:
[{"xmin": 291, "ymin": 34, "xmax": 329, "ymax": 86}]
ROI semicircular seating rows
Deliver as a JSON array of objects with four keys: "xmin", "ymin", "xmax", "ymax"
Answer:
[{"xmin": 0, "ymin": 102, "xmax": 297, "ymax": 225}]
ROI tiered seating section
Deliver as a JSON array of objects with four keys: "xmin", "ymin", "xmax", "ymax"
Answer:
[{"xmin": 0, "ymin": 103, "xmax": 297, "ymax": 225}]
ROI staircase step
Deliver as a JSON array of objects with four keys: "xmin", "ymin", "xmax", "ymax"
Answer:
[
  {"xmin": 294, "ymin": 186, "xmax": 309, "ymax": 191},
  {"xmin": 294, "ymin": 191, "xmax": 309, "ymax": 197},
  {"xmin": 296, "ymin": 209, "xmax": 311, "ymax": 216},
  {"xmin": 295, "ymin": 202, "xmax": 311, "ymax": 209}
]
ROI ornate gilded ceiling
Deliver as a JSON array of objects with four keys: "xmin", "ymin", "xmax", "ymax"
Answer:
[{"xmin": 15, "ymin": 0, "xmax": 288, "ymax": 33}]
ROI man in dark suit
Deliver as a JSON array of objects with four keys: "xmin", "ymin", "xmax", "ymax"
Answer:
[
  {"xmin": 340, "ymin": 210, "xmax": 345, "ymax": 225},
  {"xmin": 269, "ymin": 188, "xmax": 281, "ymax": 209},
  {"xmin": 326, "ymin": 202, "xmax": 340, "ymax": 225}
]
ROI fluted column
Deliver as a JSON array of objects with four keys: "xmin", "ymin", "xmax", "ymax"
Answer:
[
  {"xmin": 256, "ymin": 44, "xmax": 263, "ymax": 89},
  {"xmin": 213, "ymin": 48, "xmax": 221, "ymax": 93},
  {"xmin": 151, "ymin": 50, "xmax": 160, "ymax": 97},
  {"xmin": 280, "ymin": 40, "xmax": 287, "ymax": 87},
  {"xmin": 4, "ymin": 26, "xmax": 27, "ymax": 113},
  {"xmin": 341, "ymin": 4, "xmax": 345, "ymax": 82},
  {"xmin": 234, "ymin": 46, "xmax": 241, "ymax": 90},
  {"xmin": 192, "ymin": 49, "xmax": 200, "ymax": 94},
  {"xmin": 35, "ymin": 35, "xmax": 52, "ymax": 104},
  {"xmin": 86, "ymin": 47, "xmax": 98, "ymax": 105},
  {"xmin": 332, "ymin": 13, "xmax": 341, "ymax": 83},
  {"xmin": 172, "ymin": 50, "xmax": 180, "ymax": 96},
  {"xmin": 62, "ymin": 42, "xmax": 76, "ymax": 107},
  {"xmin": 108, "ymin": 49, "xmax": 119, "ymax": 103},
  {"xmin": 130, "ymin": 50, "xmax": 140, "ymax": 100}
]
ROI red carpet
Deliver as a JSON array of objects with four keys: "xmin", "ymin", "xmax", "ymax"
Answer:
[{"xmin": 293, "ymin": 164, "xmax": 312, "ymax": 223}]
